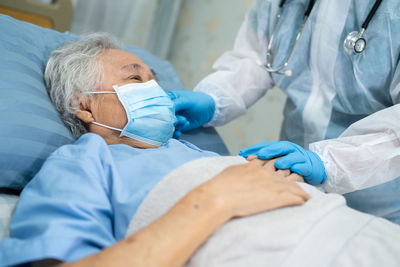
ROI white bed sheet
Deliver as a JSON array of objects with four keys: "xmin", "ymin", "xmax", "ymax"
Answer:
[
  {"xmin": 127, "ymin": 156, "xmax": 400, "ymax": 267},
  {"xmin": 0, "ymin": 193, "xmax": 19, "ymax": 240}
]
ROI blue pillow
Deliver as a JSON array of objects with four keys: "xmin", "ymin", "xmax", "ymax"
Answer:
[{"xmin": 0, "ymin": 15, "xmax": 187, "ymax": 190}]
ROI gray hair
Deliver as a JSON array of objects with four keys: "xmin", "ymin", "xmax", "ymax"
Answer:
[{"xmin": 44, "ymin": 33, "xmax": 120, "ymax": 138}]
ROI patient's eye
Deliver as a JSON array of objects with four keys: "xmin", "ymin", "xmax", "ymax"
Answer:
[{"xmin": 129, "ymin": 75, "xmax": 142, "ymax": 82}]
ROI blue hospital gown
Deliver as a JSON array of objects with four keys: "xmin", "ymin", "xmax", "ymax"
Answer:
[{"xmin": 0, "ymin": 133, "xmax": 218, "ymax": 266}]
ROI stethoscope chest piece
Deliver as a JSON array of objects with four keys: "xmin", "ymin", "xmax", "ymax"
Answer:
[
  {"xmin": 343, "ymin": 31, "xmax": 366, "ymax": 55},
  {"xmin": 342, "ymin": 0, "xmax": 383, "ymax": 56}
]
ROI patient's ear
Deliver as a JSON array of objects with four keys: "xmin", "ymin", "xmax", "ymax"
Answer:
[{"xmin": 75, "ymin": 94, "xmax": 95, "ymax": 124}]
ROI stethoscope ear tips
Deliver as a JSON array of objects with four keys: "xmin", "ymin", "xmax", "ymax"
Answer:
[
  {"xmin": 343, "ymin": 30, "xmax": 366, "ymax": 55},
  {"xmin": 284, "ymin": 70, "xmax": 292, "ymax": 77}
]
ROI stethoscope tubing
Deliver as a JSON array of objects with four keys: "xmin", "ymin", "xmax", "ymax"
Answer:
[
  {"xmin": 265, "ymin": 0, "xmax": 384, "ymax": 74},
  {"xmin": 265, "ymin": 0, "xmax": 314, "ymax": 74}
]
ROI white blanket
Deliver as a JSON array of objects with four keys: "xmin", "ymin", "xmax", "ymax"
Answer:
[{"xmin": 126, "ymin": 156, "xmax": 400, "ymax": 267}]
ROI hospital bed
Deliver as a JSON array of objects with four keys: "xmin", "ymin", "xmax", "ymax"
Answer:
[
  {"xmin": 2, "ymin": 6, "xmax": 400, "ymax": 267},
  {"xmin": 0, "ymin": 11, "xmax": 229, "ymax": 241}
]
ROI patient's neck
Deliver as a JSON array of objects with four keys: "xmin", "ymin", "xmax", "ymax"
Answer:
[
  {"xmin": 105, "ymin": 134, "xmax": 158, "ymax": 149},
  {"xmin": 88, "ymin": 126, "xmax": 158, "ymax": 149}
]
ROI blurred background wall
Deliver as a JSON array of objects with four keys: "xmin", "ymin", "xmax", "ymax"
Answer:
[{"xmin": 2, "ymin": 0, "xmax": 286, "ymax": 155}]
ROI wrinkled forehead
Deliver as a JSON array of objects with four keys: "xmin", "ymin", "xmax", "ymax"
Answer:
[
  {"xmin": 97, "ymin": 49, "xmax": 156, "ymax": 88},
  {"xmin": 99, "ymin": 49, "xmax": 150, "ymax": 72}
]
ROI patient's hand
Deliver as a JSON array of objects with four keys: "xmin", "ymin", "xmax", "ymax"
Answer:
[
  {"xmin": 247, "ymin": 155, "xmax": 305, "ymax": 183},
  {"xmin": 204, "ymin": 159, "xmax": 310, "ymax": 219}
]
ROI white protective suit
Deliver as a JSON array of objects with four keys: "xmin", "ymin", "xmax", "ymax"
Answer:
[{"xmin": 194, "ymin": 0, "xmax": 400, "ymax": 221}]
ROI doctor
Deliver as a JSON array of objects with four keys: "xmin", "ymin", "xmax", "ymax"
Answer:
[{"xmin": 168, "ymin": 0, "xmax": 400, "ymax": 222}]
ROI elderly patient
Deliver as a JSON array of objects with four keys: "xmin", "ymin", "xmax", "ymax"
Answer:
[{"xmin": 0, "ymin": 33, "xmax": 309, "ymax": 267}]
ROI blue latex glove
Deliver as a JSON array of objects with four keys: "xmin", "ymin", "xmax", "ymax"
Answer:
[
  {"xmin": 239, "ymin": 141, "xmax": 326, "ymax": 185},
  {"xmin": 167, "ymin": 90, "xmax": 215, "ymax": 138}
]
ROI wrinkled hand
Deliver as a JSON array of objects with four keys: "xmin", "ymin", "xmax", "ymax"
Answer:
[
  {"xmin": 247, "ymin": 156, "xmax": 305, "ymax": 183},
  {"xmin": 239, "ymin": 141, "xmax": 326, "ymax": 185},
  {"xmin": 167, "ymin": 90, "xmax": 215, "ymax": 138},
  {"xmin": 207, "ymin": 159, "xmax": 310, "ymax": 218}
]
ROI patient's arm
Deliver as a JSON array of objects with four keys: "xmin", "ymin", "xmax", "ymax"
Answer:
[{"xmin": 47, "ymin": 159, "xmax": 309, "ymax": 267}]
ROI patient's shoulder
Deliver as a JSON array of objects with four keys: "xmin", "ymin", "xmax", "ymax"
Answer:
[
  {"xmin": 32, "ymin": 133, "xmax": 114, "ymax": 190},
  {"xmin": 50, "ymin": 133, "xmax": 110, "ymax": 161}
]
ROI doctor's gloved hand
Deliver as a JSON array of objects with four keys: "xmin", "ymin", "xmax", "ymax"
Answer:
[
  {"xmin": 167, "ymin": 90, "xmax": 215, "ymax": 138},
  {"xmin": 239, "ymin": 141, "xmax": 326, "ymax": 185}
]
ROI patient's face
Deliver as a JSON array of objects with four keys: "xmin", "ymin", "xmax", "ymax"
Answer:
[
  {"xmin": 78, "ymin": 49, "xmax": 159, "ymax": 148},
  {"xmin": 90, "ymin": 49, "xmax": 156, "ymax": 132}
]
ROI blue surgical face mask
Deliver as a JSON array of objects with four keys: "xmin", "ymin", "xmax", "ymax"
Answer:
[{"xmin": 88, "ymin": 80, "xmax": 177, "ymax": 146}]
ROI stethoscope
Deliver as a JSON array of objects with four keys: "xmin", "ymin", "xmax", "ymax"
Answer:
[{"xmin": 265, "ymin": 0, "xmax": 384, "ymax": 75}]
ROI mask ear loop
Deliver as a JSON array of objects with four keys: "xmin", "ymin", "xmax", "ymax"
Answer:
[
  {"xmin": 87, "ymin": 91, "xmax": 117, "ymax": 94},
  {"xmin": 81, "ymin": 90, "xmax": 123, "ymax": 132},
  {"xmin": 91, "ymin": 122, "xmax": 123, "ymax": 132}
]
